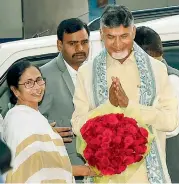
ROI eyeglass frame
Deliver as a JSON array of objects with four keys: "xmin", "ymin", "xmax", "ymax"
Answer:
[{"xmin": 18, "ymin": 77, "xmax": 46, "ymax": 89}]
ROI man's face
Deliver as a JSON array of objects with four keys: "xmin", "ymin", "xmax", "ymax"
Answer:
[
  {"xmin": 100, "ymin": 25, "xmax": 136, "ymax": 61},
  {"xmin": 57, "ymin": 28, "xmax": 89, "ymax": 69}
]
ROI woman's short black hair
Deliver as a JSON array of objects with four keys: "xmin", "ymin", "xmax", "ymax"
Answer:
[{"xmin": 6, "ymin": 60, "xmax": 41, "ymax": 105}]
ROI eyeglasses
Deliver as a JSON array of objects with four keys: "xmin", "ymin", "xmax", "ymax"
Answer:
[{"xmin": 18, "ymin": 77, "xmax": 46, "ymax": 89}]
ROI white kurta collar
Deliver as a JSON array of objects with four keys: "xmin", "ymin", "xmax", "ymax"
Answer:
[{"xmin": 64, "ymin": 60, "xmax": 77, "ymax": 85}]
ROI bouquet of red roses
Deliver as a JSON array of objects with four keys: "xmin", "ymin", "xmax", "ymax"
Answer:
[
  {"xmin": 77, "ymin": 104, "xmax": 153, "ymax": 183},
  {"xmin": 81, "ymin": 113, "xmax": 148, "ymax": 175}
]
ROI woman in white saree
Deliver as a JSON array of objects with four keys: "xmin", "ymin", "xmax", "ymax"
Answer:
[{"xmin": 2, "ymin": 60, "xmax": 94, "ymax": 183}]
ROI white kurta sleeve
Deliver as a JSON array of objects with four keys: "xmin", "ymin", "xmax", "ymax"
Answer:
[
  {"xmin": 125, "ymin": 65, "xmax": 178, "ymax": 132},
  {"xmin": 166, "ymin": 74, "xmax": 179, "ymax": 138}
]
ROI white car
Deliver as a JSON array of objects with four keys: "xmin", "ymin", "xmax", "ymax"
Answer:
[{"xmin": 0, "ymin": 15, "xmax": 179, "ymax": 117}]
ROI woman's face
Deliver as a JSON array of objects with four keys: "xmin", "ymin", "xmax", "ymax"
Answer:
[{"xmin": 11, "ymin": 66, "xmax": 45, "ymax": 107}]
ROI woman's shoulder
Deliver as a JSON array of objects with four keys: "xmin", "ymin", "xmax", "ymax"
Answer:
[
  {"xmin": 3, "ymin": 105, "xmax": 51, "ymax": 139},
  {"xmin": 2, "ymin": 106, "xmax": 35, "ymax": 142},
  {"xmin": 5, "ymin": 105, "xmax": 34, "ymax": 121}
]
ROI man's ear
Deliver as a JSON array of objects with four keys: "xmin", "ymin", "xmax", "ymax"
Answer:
[
  {"xmin": 132, "ymin": 26, "xmax": 136, "ymax": 40},
  {"xmin": 57, "ymin": 40, "xmax": 63, "ymax": 52},
  {"xmin": 100, "ymin": 29, "xmax": 104, "ymax": 41}
]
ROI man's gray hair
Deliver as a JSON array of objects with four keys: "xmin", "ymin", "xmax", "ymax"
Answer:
[{"xmin": 100, "ymin": 5, "xmax": 134, "ymax": 29}]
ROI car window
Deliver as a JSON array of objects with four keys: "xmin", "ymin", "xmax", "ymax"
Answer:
[
  {"xmin": 163, "ymin": 41, "xmax": 179, "ymax": 70},
  {"xmin": 0, "ymin": 53, "xmax": 58, "ymax": 117},
  {"xmin": 23, "ymin": 53, "xmax": 58, "ymax": 67}
]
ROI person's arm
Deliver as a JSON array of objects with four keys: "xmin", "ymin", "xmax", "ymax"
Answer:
[
  {"xmin": 124, "ymin": 66, "xmax": 178, "ymax": 132},
  {"xmin": 71, "ymin": 68, "xmax": 112, "ymax": 136},
  {"xmin": 166, "ymin": 75, "xmax": 179, "ymax": 138},
  {"xmin": 72, "ymin": 165, "xmax": 96, "ymax": 176}
]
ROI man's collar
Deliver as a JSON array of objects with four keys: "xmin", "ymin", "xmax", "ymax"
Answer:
[{"xmin": 63, "ymin": 59, "xmax": 77, "ymax": 76}]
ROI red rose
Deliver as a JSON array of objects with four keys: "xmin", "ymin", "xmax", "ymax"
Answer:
[
  {"xmin": 123, "ymin": 117, "xmax": 137, "ymax": 125},
  {"xmin": 134, "ymin": 155, "xmax": 143, "ymax": 162},
  {"xmin": 80, "ymin": 119, "xmax": 93, "ymax": 135},
  {"xmin": 134, "ymin": 137, "xmax": 148, "ymax": 146},
  {"xmin": 95, "ymin": 125, "xmax": 106, "ymax": 134},
  {"xmin": 139, "ymin": 127, "xmax": 149, "ymax": 138},
  {"xmin": 125, "ymin": 124, "xmax": 138, "ymax": 134},
  {"xmin": 100, "ymin": 115, "xmax": 110, "ymax": 126},
  {"xmin": 101, "ymin": 142, "xmax": 110, "ymax": 149},
  {"xmin": 95, "ymin": 150, "xmax": 107, "ymax": 160},
  {"xmin": 116, "ymin": 113, "xmax": 124, "ymax": 120},
  {"xmin": 112, "ymin": 148, "xmax": 122, "ymax": 156},
  {"xmin": 123, "ymin": 155, "xmax": 135, "ymax": 165},
  {"xmin": 101, "ymin": 166, "xmax": 115, "ymax": 175},
  {"xmin": 117, "ymin": 165, "xmax": 127, "ymax": 174},
  {"xmin": 84, "ymin": 146, "xmax": 94, "ymax": 160},
  {"xmin": 127, "ymin": 118, "xmax": 137, "ymax": 125},
  {"xmin": 102, "ymin": 129, "xmax": 114, "ymax": 137},
  {"xmin": 111, "ymin": 156, "xmax": 122, "ymax": 167},
  {"xmin": 101, "ymin": 136, "xmax": 112, "ymax": 149},
  {"xmin": 124, "ymin": 135, "xmax": 134, "ymax": 148},
  {"xmin": 102, "ymin": 135, "xmax": 112, "ymax": 143},
  {"xmin": 113, "ymin": 136, "xmax": 122, "ymax": 144},
  {"xmin": 134, "ymin": 145, "xmax": 147, "ymax": 154},
  {"xmin": 82, "ymin": 134, "xmax": 93, "ymax": 143},
  {"xmin": 117, "ymin": 127, "xmax": 125, "ymax": 136},
  {"xmin": 87, "ymin": 157, "xmax": 96, "ymax": 166},
  {"xmin": 106, "ymin": 114, "xmax": 120, "ymax": 127},
  {"xmin": 88, "ymin": 137, "xmax": 102, "ymax": 149},
  {"xmin": 95, "ymin": 135, "xmax": 103, "ymax": 144},
  {"xmin": 125, "ymin": 149, "xmax": 134, "ymax": 156},
  {"xmin": 97, "ymin": 157, "xmax": 110, "ymax": 169},
  {"xmin": 93, "ymin": 116, "xmax": 104, "ymax": 124}
]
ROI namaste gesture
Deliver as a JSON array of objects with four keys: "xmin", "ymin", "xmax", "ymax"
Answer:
[{"xmin": 109, "ymin": 76, "xmax": 129, "ymax": 107}]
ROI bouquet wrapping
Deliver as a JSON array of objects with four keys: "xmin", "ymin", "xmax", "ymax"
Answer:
[{"xmin": 77, "ymin": 103, "xmax": 154, "ymax": 183}]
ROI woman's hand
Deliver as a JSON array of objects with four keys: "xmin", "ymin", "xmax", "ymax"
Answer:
[{"xmin": 72, "ymin": 165, "xmax": 97, "ymax": 176}]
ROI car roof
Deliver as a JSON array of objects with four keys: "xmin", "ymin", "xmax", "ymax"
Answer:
[
  {"xmin": 0, "ymin": 15, "xmax": 179, "ymax": 64},
  {"xmin": 136, "ymin": 15, "xmax": 179, "ymax": 41},
  {"xmin": 0, "ymin": 35, "xmax": 57, "ymax": 63}
]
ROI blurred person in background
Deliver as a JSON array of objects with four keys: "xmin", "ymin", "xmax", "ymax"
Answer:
[{"xmin": 135, "ymin": 26, "xmax": 179, "ymax": 183}]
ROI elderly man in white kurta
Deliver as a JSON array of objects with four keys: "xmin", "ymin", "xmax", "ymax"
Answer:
[{"xmin": 71, "ymin": 5, "xmax": 178, "ymax": 183}]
